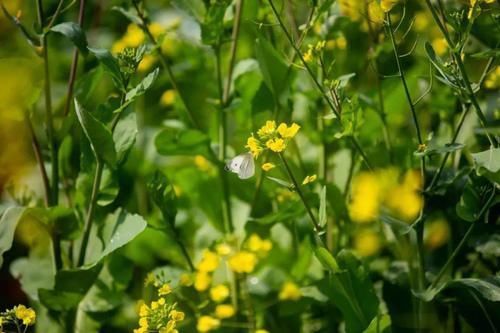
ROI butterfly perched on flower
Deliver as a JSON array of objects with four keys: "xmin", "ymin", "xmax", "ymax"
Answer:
[{"xmin": 225, "ymin": 153, "xmax": 255, "ymax": 179}]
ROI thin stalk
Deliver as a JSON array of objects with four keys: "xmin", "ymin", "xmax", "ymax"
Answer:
[
  {"xmin": 46, "ymin": 0, "xmax": 65, "ymax": 29},
  {"xmin": 278, "ymin": 153, "xmax": 326, "ymax": 248},
  {"xmin": 63, "ymin": 0, "xmax": 86, "ymax": 117},
  {"xmin": 267, "ymin": 0, "xmax": 373, "ymax": 170},
  {"xmin": 240, "ymin": 276, "xmax": 256, "ymax": 333},
  {"xmin": 133, "ymin": 2, "xmax": 199, "ymax": 129},
  {"xmin": 77, "ymin": 159, "xmax": 103, "ymax": 266}
]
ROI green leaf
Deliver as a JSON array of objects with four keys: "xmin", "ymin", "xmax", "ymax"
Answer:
[
  {"xmin": 74, "ymin": 66, "xmax": 104, "ymax": 106},
  {"xmin": 155, "ymin": 129, "xmax": 210, "ymax": 157},
  {"xmin": 147, "ymin": 171, "xmax": 178, "ymax": 225},
  {"xmin": 266, "ymin": 176, "xmax": 293, "ymax": 189},
  {"xmin": 314, "ymin": 246, "xmax": 340, "ymax": 273},
  {"xmin": 125, "ymin": 67, "xmax": 160, "ymax": 102},
  {"xmin": 10, "ymin": 255, "xmax": 53, "ymax": 301},
  {"xmin": 363, "ymin": 314, "xmax": 391, "ymax": 333},
  {"xmin": 200, "ymin": 1, "xmax": 228, "ymax": 45},
  {"xmin": 112, "ymin": 6, "xmax": 142, "ymax": 25},
  {"xmin": 0, "ymin": 207, "xmax": 25, "ymax": 267},
  {"xmin": 50, "ymin": 22, "xmax": 88, "ymax": 55},
  {"xmin": 319, "ymin": 186, "xmax": 327, "ymax": 228},
  {"xmin": 414, "ymin": 142, "xmax": 465, "ymax": 157},
  {"xmin": 291, "ymin": 238, "xmax": 313, "ymax": 280},
  {"xmin": 456, "ymin": 177, "xmax": 495, "ymax": 222},
  {"xmin": 471, "ymin": 148, "xmax": 500, "ymax": 184},
  {"xmin": 255, "ymin": 37, "xmax": 289, "ymax": 97},
  {"xmin": 171, "ymin": 0, "xmax": 206, "ymax": 22},
  {"xmin": 88, "ymin": 48, "xmax": 124, "ymax": 91},
  {"xmin": 74, "ymin": 99, "xmax": 117, "ymax": 167},
  {"xmin": 113, "ymin": 111, "xmax": 137, "ymax": 165}
]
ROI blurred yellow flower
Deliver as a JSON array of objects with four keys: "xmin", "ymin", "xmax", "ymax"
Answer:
[
  {"xmin": 381, "ymin": 0, "xmax": 398, "ymax": 12},
  {"xmin": 386, "ymin": 170, "xmax": 423, "ymax": 222},
  {"xmin": 149, "ymin": 22, "xmax": 165, "ymax": 39},
  {"xmin": 246, "ymin": 135, "xmax": 263, "ymax": 158},
  {"xmin": 210, "ymin": 284, "xmax": 230, "ymax": 302},
  {"xmin": 158, "ymin": 283, "xmax": 172, "ymax": 296},
  {"xmin": 432, "ymin": 38, "xmax": 448, "ymax": 56},
  {"xmin": 414, "ymin": 12, "xmax": 430, "ymax": 32},
  {"xmin": 349, "ymin": 172, "xmax": 381, "ymax": 223},
  {"xmin": 194, "ymin": 272, "xmax": 212, "ymax": 291},
  {"xmin": 425, "ymin": 218, "xmax": 450, "ymax": 250},
  {"xmin": 194, "ymin": 155, "xmax": 212, "ymax": 172},
  {"xmin": 302, "ymin": 174, "xmax": 317, "ymax": 185},
  {"xmin": 14, "ymin": 305, "xmax": 36, "ymax": 326},
  {"xmin": 197, "ymin": 250, "xmax": 219, "ymax": 272},
  {"xmin": 262, "ymin": 163, "xmax": 276, "ymax": 171},
  {"xmin": 257, "ymin": 120, "xmax": 276, "ymax": 137},
  {"xmin": 484, "ymin": 67, "xmax": 500, "ymax": 89},
  {"xmin": 247, "ymin": 234, "xmax": 272, "ymax": 253},
  {"xmin": 138, "ymin": 54, "xmax": 156, "ymax": 72},
  {"xmin": 256, "ymin": 330, "xmax": 269, "ymax": 333},
  {"xmin": 180, "ymin": 273, "xmax": 193, "ymax": 286},
  {"xmin": 139, "ymin": 303, "xmax": 149, "ymax": 317},
  {"xmin": 266, "ymin": 138, "xmax": 286, "ymax": 152},
  {"xmin": 170, "ymin": 309, "xmax": 185, "ymax": 321},
  {"xmin": 197, "ymin": 316, "xmax": 220, "ymax": 332},
  {"xmin": 303, "ymin": 47, "xmax": 314, "ymax": 63},
  {"xmin": 277, "ymin": 122, "xmax": 300, "ymax": 139},
  {"xmin": 123, "ymin": 24, "xmax": 145, "ymax": 47},
  {"xmin": 215, "ymin": 304, "xmax": 235, "ymax": 319},
  {"xmin": 354, "ymin": 229, "xmax": 381, "ymax": 257},
  {"xmin": 228, "ymin": 251, "xmax": 257, "ymax": 274},
  {"xmin": 215, "ymin": 243, "xmax": 232, "ymax": 256},
  {"xmin": 160, "ymin": 89, "xmax": 176, "ymax": 107},
  {"xmin": 278, "ymin": 282, "xmax": 301, "ymax": 301}
]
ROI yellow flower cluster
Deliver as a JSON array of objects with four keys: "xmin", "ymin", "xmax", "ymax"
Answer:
[
  {"xmin": 349, "ymin": 168, "xmax": 423, "ymax": 223},
  {"xmin": 278, "ymin": 282, "xmax": 302, "ymax": 301},
  {"xmin": 326, "ymin": 35, "xmax": 347, "ymax": 50},
  {"xmin": 134, "ymin": 285, "xmax": 185, "ymax": 333},
  {"xmin": 246, "ymin": 121, "xmax": 300, "ymax": 158},
  {"xmin": 302, "ymin": 174, "xmax": 317, "ymax": 185},
  {"xmin": 484, "ymin": 67, "xmax": 500, "ymax": 90},
  {"xmin": 339, "ymin": 0, "xmax": 384, "ymax": 28},
  {"xmin": 353, "ymin": 229, "xmax": 381, "ymax": 257},
  {"xmin": 303, "ymin": 40, "xmax": 326, "ymax": 63},
  {"xmin": 381, "ymin": 0, "xmax": 399, "ymax": 13},
  {"xmin": 0, "ymin": 304, "xmax": 36, "ymax": 331},
  {"xmin": 197, "ymin": 315, "xmax": 220, "ymax": 332}
]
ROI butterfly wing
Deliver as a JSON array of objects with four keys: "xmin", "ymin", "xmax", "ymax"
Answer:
[
  {"xmin": 225, "ymin": 154, "xmax": 245, "ymax": 174},
  {"xmin": 237, "ymin": 153, "xmax": 255, "ymax": 179}
]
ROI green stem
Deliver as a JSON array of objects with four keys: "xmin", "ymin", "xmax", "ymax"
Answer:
[{"xmin": 267, "ymin": 0, "xmax": 373, "ymax": 170}]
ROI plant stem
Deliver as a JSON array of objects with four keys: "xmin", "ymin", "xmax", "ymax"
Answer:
[
  {"xmin": 63, "ymin": 0, "xmax": 87, "ymax": 117},
  {"xmin": 77, "ymin": 159, "xmax": 103, "ymax": 266},
  {"xmin": 278, "ymin": 153, "xmax": 326, "ymax": 248},
  {"xmin": 267, "ymin": 0, "xmax": 373, "ymax": 170}
]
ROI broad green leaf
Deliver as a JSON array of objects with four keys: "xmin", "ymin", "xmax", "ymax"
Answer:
[
  {"xmin": 88, "ymin": 48, "xmax": 124, "ymax": 90},
  {"xmin": 291, "ymin": 238, "xmax": 313, "ymax": 280},
  {"xmin": 319, "ymin": 186, "xmax": 327, "ymax": 228},
  {"xmin": 10, "ymin": 255, "xmax": 53, "ymax": 301},
  {"xmin": 0, "ymin": 207, "xmax": 25, "ymax": 267},
  {"xmin": 155, "ymin": 129, "xmax": 210, "ymax": 157},
  {"xmin": 200, "ymin": 1, "xmax": 228, "ymax": 45},
  {"xmin": 125, "ymin": 67, "xmax": 159, "ymax": 102},
  {"xmin": 74, "ymin": 66, "xmax": 104, "ymax": 106},
  {"xmin": 300, "ymin": 285, "xmax": 328, "ymax": 302},
  {"xmin": 50, "ymin": 22, "xmax": 88, "ymax": 55},
  {"xmin": 255, "ymin": 37, "xmax": 289, "ymax": 97},
  {"xmin": 113, "ymin": 111, "xmax": 137, "ymax": 165},
  {"xmin": 363, "ymin": 314, "xmax": 392, "ymax": 333},
  {"xmin": 112, "ymin": 6, "xmax": 142, "ymax": 25},
  {"xmin": 147, "ymin": 171, "xmax": 178, "ymax": 225},
  {"xmin": 456, "ymin": 177, "xmax": 495, "ymax": 222},
  {"xmin": 74, "ymin": 99, "xmax": 117, "ymax": 167},
  {"xmin": 471, "ymin": 148, "xmax": 500, "ymax": 184}
]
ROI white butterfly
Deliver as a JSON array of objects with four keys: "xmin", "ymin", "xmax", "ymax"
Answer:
[{"xmin": 225, "ymin": 153, "xmax": 255, "ymax": 179}]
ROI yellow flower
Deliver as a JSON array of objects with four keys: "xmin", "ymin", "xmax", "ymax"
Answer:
[
  {"xmin": 261, "ymin": 163, "xmax": 276, "ymax": 171},
  {"xmin": 149, "ymin": 22, "xmax": 165, "ymax": 39},
  {"xmin": 302, "ymin": 174, "xmax": 317, "ymax": 185},
  {"xmin": 484, "ymin": 67, "xmax": 500, "ymax": 89},
  {"xmin": 215, "ymin": 304, "xmax": 235, "ymax": 319},
  {"xmin": 335, "ymin": 35, "xmax": 347, "ymax": 50},
  {"xmin": 158, "ymin": 283, "xmax": 172, "ymax": 296},
  {"xmin": 277, "ymin": 122, "xmax": 300, "ymax": 139},
  {"xmin": 194, "ymin": 272, "xmax": 212, "ymax": 291},
  {"xmin": 385, "ymin": 170, "xmax": 423, "ymax": 222},
  {"xmin": 197, "ymin": 250, "xmax": 220, "ymax": 272},
  {"xmin": 354, "ymin": 229, "xmax": 381, "ymax": 257},
  {"xmin": 111, "ymin": 39, "xmax": 127, "ymax": 54},
  {"xmin": 194, "ymin": 155, "xmax": 212, "ymax": 172},
  {"xmin": 159, "ymin": 320, "xmax": 177, "ymax": 333},
  {"xmin": 215, "ymin": 243, "xmax": 232, "ymax": 256},
  {"xmin": 266, "ymin": 138, "xmax": 286, "ymax": 152},
  {"xmin": 134, "ymin": 327, "xmax": 147, "ymax": 333},
  {"xmin": 138, "ymin": 54, "xmax": 156, "ymax": 72},
  {"xmin": 228, "ymin": 251, "xmax": 258, "ymax": 274},
  {"xmin": 197, "ymin": 316, "xmax": 220, "ymax": 332},
  {"xmin": 246, "ymin": 135, "xmax": 263, "ymax": 158},
  {"xmin": 425, "ymin": 218, "xmax": 450, "ymax": 250},
  {"xmin": 339, "ymin": 0, "xmax": 363, "ymax": 21},
  {"xmin": 256, "ymin": 330, "xmax": 269, "ymax": 333},
  {"xmin": 122, "ymin": 24, "xmax": 145, "ymax": 47},
  {"xmin": 367, "ymin": 1, "xmax": 384, "ymax": 25},
  {"xmin": 139, "ymin": 317, "xmax": 149, "ymax": 328},
  {"xmin": 432, "ymin": 38, "xmax": 448, "ymax": 56},
  {"xmin": 158, "ymin": 297, "xmax": 166, "ymax": 306},
  {"xmin": 303, "ymin": 48, "xmax": 314, "ymax": 63},
  {"xmin": 381, "ymin": 0, "xmax": 398, "ymax": 12},
  {"xmin": 349, "ymin": 172, "xmax": 381, "ymax": 223},
  {"xmin": 257, "ymin": 120, "xmax": 276, "ymax": 138},
  {"xmin": 247, "ymin": 234, "xmax": 273, "ymax": 253},
  {"xmin": 315, "ymin": 40, "xmax": 326, "ymax": 52},
  {"xmin": 14, "ymin": 305, "xmax": 36, "ymax": 326},
  {"xmin": 180, "ymin": 273, "xmax": 193, "ymax": 286},
  {"xmin": 414, "ymin": 12, "xmax": 430, "ymax": 32},
  {"xmin": 210, "ymin": 284, "xmax": 230, "ymax": 302},
  {"xmin": 278, "ymin": 282, "xmax": 301, "ymax": 301},
  {"xmin": 170, "ymin": 309, "xmax": 185, "ymax": 321},
  {"xmin": 144, "ymin": 272, "xmax": 157, "ymax": 286},
  {"xmin": 160, "ymin": 89, "xmax": 176, "ymax": 107},
  {"xmin": 139, "ymin": 304, "xmax": 150, "ymax": 317}
]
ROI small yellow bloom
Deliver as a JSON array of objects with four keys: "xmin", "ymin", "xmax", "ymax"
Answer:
[
  {"xmin": 215, "ymin": 304, "xmax": 235, "ymax": 319},
  {"xmin": 139, "ymin": 317, "xmax": 149, "ymax": 328},
  {"xmin": 197, "ymin": 316, "xmax": 220, "ymax": 332},
  {"xmin": 14, "ymin": 305, "xmax": 36, "ymax": 326},
  {"xmin": 160, "ymin": 89, "xmax": 176, "ymax": 107},
  {"xmin": 139, "ymin": 304, "xmax": 150, "ymax": 317},
  {"xmin": 215, "ymin": 243, "xmax": 232, "ymax": 256},
  {"xmin": 197, "ymin": 250, "xmax": 219, "ymax": 273},
  {"xmin": 149, "ymin": 22, "xmax": 165, "ymax": 39},
  {"xmin": 246, "ymin": 135, "xmax": 263, "ymax": 158},
  {"xmin": 122, "ymin": 24, "xmax": 145, "ymax": 47},
  {"xmin": 349, "ymin": 172, "xmax": 381, "ymax": 223},
  {"xmin": 303, "ymin": 48, "xmax": 314, "ymax": 63},
  {"xmin": 277, "ymin": 122, "xmax": 300, "ymax": 139},
  {"xmin": 335, "ymin": 36, "xmax": 347, "ymax": 50},
  {"xmin": 170, "ymin": 309, "xmax": 185, "ymax": 321},
  {"xmin": 194, "ymin": 272, "xmax": 212, "ymax": 291},
  {"xmin": 151, "ymin": 301, "xmax": 159, "ymax": 310},
  {"xmin": 279, "ymin": 282, "xmax": 301, "ymax": 301},
  {"xmin": 354, "ymin": 229, "xmax": 381, "ymax": 257},
  {"xmin": 381, "ymin": 0, "xmax": 398, "ymax": 12},
  {"xmin": 386, "ymin": 170, "xmax": 423, "ymax": 222},
  {"xmin": 425, "ymin": 218, "xmax": 450, "ymax": 250},
  {"xmin": 138, "ymin": 54, "xmax": 156, "ymax": 72},
  {"xmin": 432, "ymin": 38, "xmax": 448, "ymax": 56},
  {"xmin": 247, "ymin": 234, "xmax": 272, "ymax": 253},
  {"xmin": 414, "ymin": 12, "xmax": 430, "ymax": 32},
  {"xmin": 144, "ymin": 272, "xmax": 157, "ymax": 286},
  {"xmin": 256, "ymin": 330, "xmax": 269, "ymax": 333},
  {"xmin": 210, "ymin": 284, "xmax": 230, "ymax": 302},
  {"xmin": 314, "ymin": 40, "xmax": 326, "ymax": 52},
  {"xmin": 159, "ymin": 320, "xmax": 177, "ymax": 333},
  {"xmin": 261, "ymin": 163, "xmax": 275, "ymax": 171},
  {"xmin": 134, "ymin": 327, "xmax": 147, "ymax": 333},
  {"xmin": 266, "ymin": 138, "xmax": 286, "ymax": 152},
  {"xmin": 194, "ymin": 155, "xmax": 212, "ymax": 172},
  {"xmin": 257, "ymin": 120, "xmax": 276, "ymax": 138},
  {"xmin": 228, "ymin": 251, "xmax": 258, "ymax": 274},
  {"xmin": 302, "ymin": 174, "xmax": 317, "ymax": 185},
  {"xmin": 180, "ymin": 273, "xmax": 193, "ymax": 286},
  {"xmin": 158, "ymin": 283, "xmax": 172, "ymax": 296},
  {"xmin": 484, "ymin": 67, "xmax": 500, "ymax": 89}
]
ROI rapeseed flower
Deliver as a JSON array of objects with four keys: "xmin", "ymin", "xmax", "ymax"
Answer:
[
  {"xmin": 197, "ymin": 316, "xmax": 220, "ymax": 332},
  {"xmin": 262, "ymin": 163, "xmax": 276, "ymax": 171},
  {"xmin": 302, "ymin": 174, "xmax": 317, "ymax": 185},
  {"xmin": 215, "ymin": 304, "xmax": 235, "ymax": 319},
  {"xmin": 14, "ymin": 305, "xmax": 36, "ymax": 326},
  {"xmin": 228, "ymin": 251, "xmax": 257, "ymax": 274},
  {"xmin": 210, "ymin": 284, "xmax": 230, "ymax": 302},
  {"xmin": 354, "ymin": 229, "xmax": 381, "ymax": 257},
  {"xmin": 279, "ymin": 282, "xmax": 301, "ymax": 301}
]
